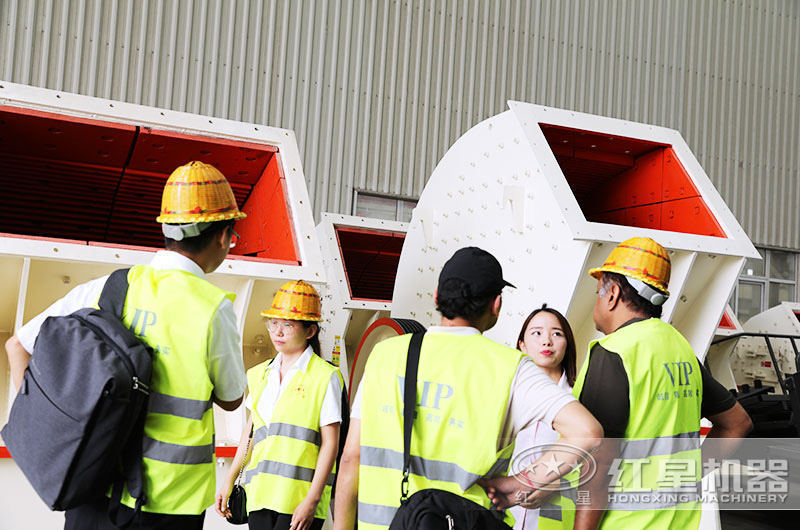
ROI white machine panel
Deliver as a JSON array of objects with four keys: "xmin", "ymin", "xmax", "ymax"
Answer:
[
  {"xmin": 731, "ymin": 302, "xmax": 800, "ymax": 391},
  {"xmin": 392, "ymin": 101, "xmax": 758, "ymax": 365}
]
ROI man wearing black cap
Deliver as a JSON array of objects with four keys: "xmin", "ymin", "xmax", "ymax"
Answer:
[{"xmin": 332, "ymin": 247, "xmax": 602, "ymax": 530}]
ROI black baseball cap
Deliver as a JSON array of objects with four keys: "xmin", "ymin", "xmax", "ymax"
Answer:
[{"xmin": 438, "ymin": 247, "xmax": 515, "ymax": 297}]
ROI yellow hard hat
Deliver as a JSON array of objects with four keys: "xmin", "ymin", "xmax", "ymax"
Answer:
[
  {"xmin": 261, "ymin": 280, "xmax": 323, "ymax": 322},
  {"xmin": 589, "ymin": 237, "xmax": 671, "ymax": 303},
  {"xmin": 156, "ymin": 161, "xmax": 247, "ymax": 224}
]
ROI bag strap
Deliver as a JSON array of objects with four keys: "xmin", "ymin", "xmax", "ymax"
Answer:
[
  {"xmin": 400, "ymin": 332, "xmax": 425, "ymax": 503},
  {"xmin": 235, "ymin": 425, "xmax": 254, "ymax": 486},
  {"xmin": 98, "ymin": 268, "xmax": 131, "ymax": 317},
  {"xmin": 101, "ymin": 268, "xmax": 146, "ymax": 528},
  {"xmin": 107, "ymin": 406, "xmax": 148, "ymax": 528}
]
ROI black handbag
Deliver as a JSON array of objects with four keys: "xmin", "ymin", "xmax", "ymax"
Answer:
[
  {"xmin": 227, "ymin": 484, "xmax": 248, "ymax": 525},
  {"xmin": 388, "ymin": 333, "xmax": 512, "ymax": 530},
  {"xmin": 227, "ymin": 427, "xmax": 253, "ymax": 525}
]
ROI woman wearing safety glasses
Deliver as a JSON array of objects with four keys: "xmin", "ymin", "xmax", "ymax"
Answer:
[{"xmin": 216, "ymin": 280, "xmax": 343, "ymax": 530}]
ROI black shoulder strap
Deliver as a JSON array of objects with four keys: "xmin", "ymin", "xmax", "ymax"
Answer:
[
  {"xmin": 101, "ymin": 268, "xmax": 144, "ymax": 528},
  {"xmin": 400, "ymin": 332, "xmax": 425, "ymax": 503},
  {"xmin": 98, "ymin": 269, "xmax": 131, "ymax": 317}
]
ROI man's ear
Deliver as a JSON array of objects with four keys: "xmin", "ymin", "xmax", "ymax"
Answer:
[
  {"xmin": 217, "ymin": 225, "xmax": 231, "ymax": 249},
  {"xmin": 491, "ymin": 294, "xmax": 502, "ymax": 317},
  {"xmin": 607, "ymin": 283, "xmax": 622, "ymax": 311}
]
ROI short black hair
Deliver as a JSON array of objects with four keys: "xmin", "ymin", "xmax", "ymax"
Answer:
[
  {"xmin": 436, "ymin": 277, "xmax": 499, "ymax": 320},
  {"xmin": 600, "ymin": 272, "xmax": 662, "ymax": 319},
  {"xmin": 164, "ymin": 219, "xmax": 235, "ymax": 254}
]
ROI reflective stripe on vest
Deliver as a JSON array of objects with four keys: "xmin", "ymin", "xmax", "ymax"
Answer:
[
  {"xmin": 253, "ymin": 422, "xmax": 322, "ymax": 447},
  {"xmin": 358, "ymin": 501, "xmax": 397, "ymax": 527},
  {"xmin": 607, "ymin": 481, "xmax": 701, "ymax": 510},
  {"xmin": 244, "ymin": 354, "xmax": 342, "ymax": 518},
  {"xmin": 142, "ymin": 436, "xmax": 215, "ymax": 465},
  {"xmin": 358, "ymin": 333, "xmax": 523, "ymax": 529},
  {"xmin": 538, "ymin": 479, "xmax": 577, "ymax": 523},
  {"xmin": 118, "ymin": 265, "xmax": 233, "ymax": 515},
  {"xmin": 148, "ymin": 391, "xmax": 212, "ymax": 420},
  {"xmin": 361, "ymin": 445, "xmax": 511, "ymax": 491},
  {"xmin": 619, "ymin": 430, "xmax": 700, "ymax": 460},
  {"xmin": 540, "ymin": 503, "xmax": 563, "ymax": 522},
  {"xmin": 243, "ymin": 460, "xmax": 336, "ymax": 486}
]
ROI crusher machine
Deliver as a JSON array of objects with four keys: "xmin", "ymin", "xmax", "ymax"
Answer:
[
  {"xmin": 0, "ymin": 82, "xmax": 324, "ymax": 528},
  {"xmin": 357, "ymin": 101, "xmax": 760, "ymax": 530}
]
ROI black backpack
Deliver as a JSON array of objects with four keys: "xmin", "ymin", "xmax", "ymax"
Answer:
[
  {"xmin": 388, "ymin": 333, "xmax": 512, "ymax": 530},
  {"xmin": 2, "ymin": 269, "xmax": 152, "ymax": 518}
]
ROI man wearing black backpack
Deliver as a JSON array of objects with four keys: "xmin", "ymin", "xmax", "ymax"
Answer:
[
  {"xmin": 332, "ymin": 247, "xmax": 603, "ymax": 530},
  {"xmin": 5, "ymin": 161, "xmax": 247, "ymax": 530}
]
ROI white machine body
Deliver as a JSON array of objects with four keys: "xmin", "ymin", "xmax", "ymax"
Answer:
[
  {"xmin": 0, "ymin": 82, "xmax": 324, "ymax": 529},
  {"xmin": 316, "ymin": 213, "xmax": 407, "ymax": 396},
  {"xmin": 732, "ymin": 302, "xmax": 800, "ymax": 391},
  {"xmin": 391, "ymin": 101, "xmax": 758, "ymax": 365}
]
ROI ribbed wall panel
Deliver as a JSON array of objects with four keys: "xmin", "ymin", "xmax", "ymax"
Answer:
[{"xmin": 1, "ymin": 0, "xmax": 798, "ymax": 248}]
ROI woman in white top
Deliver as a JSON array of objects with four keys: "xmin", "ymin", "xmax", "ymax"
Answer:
[
  {"xmin": 215, "ymin": 280, "xmax": 342, "ymax": 530},
  {"xmin": 510, "ymin": 304, "xmax": 577, "ymax": 530}
]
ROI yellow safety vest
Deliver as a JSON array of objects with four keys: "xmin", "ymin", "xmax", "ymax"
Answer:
[
  {"xmin": 549, "ymin": 318, "xmax": 703, "ymax": 530},
  {"xmin": 120, "ymin": 265, "xmax": 235, "ymax": 514},
  {"xmin": 244, "ymin": 354, "xmax": 342, "ymax": 517},
  {"xmin": 358, "ymin": 333, "xmax": 523, "ymax": 529},
  {"xmin": 537, "ymin": 478, "xmax": 576, "ymax": 530}
]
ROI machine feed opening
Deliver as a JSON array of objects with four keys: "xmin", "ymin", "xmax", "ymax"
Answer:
[
  {"xmin": 539, "ymin": 123, "xmax": 726, "ymax": 238},
  {"xmin": 334, "ymin": 226, "xmax": 405, "ymax": 302},
  {"xmin": 0, "ymin": 105, "xmax": 299, "ymax": 263}
]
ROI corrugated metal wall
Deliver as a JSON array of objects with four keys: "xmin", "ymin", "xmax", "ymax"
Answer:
[{"xmin": 1, "ymin": 0, "xmax": 798, "ymax": 248}]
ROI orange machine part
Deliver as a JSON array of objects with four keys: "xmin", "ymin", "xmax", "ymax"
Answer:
[
  {"xmin": 334, "ymin": 226, "xmax": 405, "ymax": 302},
  {"xmin": 0, "ymin": 105, "xmax": 300, "ymax": 263},
  {"xmin": 235, "ymin": 153, "xmax": 299, "ymax": 262},
  {"xmin": 540, "ymin": 123, "xmax": 726, "ymax": 239},
  {"xmin": 718, "ymin": 311, "xmax": 737, "ymax": 330}
]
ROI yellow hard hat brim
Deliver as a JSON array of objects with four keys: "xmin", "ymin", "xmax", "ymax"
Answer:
[{"xmin": 260, "ymin": 308, "xmax": 323, "ymax": 322}]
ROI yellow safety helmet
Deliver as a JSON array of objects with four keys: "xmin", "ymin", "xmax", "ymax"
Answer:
[
  {"xmin": 589, "ymin": 237, "xmax": 671, "ymax": 305},
  {"xmin": 261, "ymin": 280, "xmax": 323, "ymax": 322},
  {"xmin": 157, "ymin": 161, "xmax": 247, "ymax": 224}
]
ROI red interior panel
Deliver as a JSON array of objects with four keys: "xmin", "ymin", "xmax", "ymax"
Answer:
[
  {"xmin": 236, "ymin": 154, "xmax": 299, "ymax": 262},
  {"xmin": 334, "ymin": 227, "xmax": 405, "ymax": 302},
  {"xmin": 0, "ymin": 106, "xmax": 136, "ymax": 166},
  {"xmin": 128, "ymin": 128, "xmax": 274, "ymax": 186},
  {"xmin": 661, "ymin": 197, "xmax": 724, "ymax": 237},
  {"xmin": 718, "ymin": 311, "xmax": 737, "ymax": 330},
  {"xmin": 0, "ymin": 105, "xmax": 299, "ymax": 263},
  {"xmin": 540, "ymin": 123, "xmax": 726, "ymax": 238}
]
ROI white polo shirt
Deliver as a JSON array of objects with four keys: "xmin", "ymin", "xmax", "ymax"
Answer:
[
  {"xmin": 16, "ymin": 250, "xmax": 247, "ymax": 401},
  {"xmin": 245, "ymin": 345, "xmax": 343, "ymax": 428},
  {"xmin": 510, "ymin": 371, "xmax": 572, "ymax": 530},
  {"xmin": 350, "ymin": 325, "xmax": 576, "ymax": 447}
]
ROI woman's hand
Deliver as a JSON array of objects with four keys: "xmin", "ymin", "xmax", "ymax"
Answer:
[
  {"xmin": 290, "ymin": 496, "xmax": 319, "ymax": 530},
  {"xmin": 217, "ymin": 415, "xmax": 254, "ymax": 518},
  {"xmin": 214, "ymin": 477, "xmax": 235, "ymax": 518},
  {"xmin": 479, "ymin": 475, "xmax": 528, "ymax": 510}
]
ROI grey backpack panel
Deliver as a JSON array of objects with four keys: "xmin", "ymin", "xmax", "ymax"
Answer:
[{"xmin": 2, "ymin": 269, "xmax": 153, "ymax": 512}]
